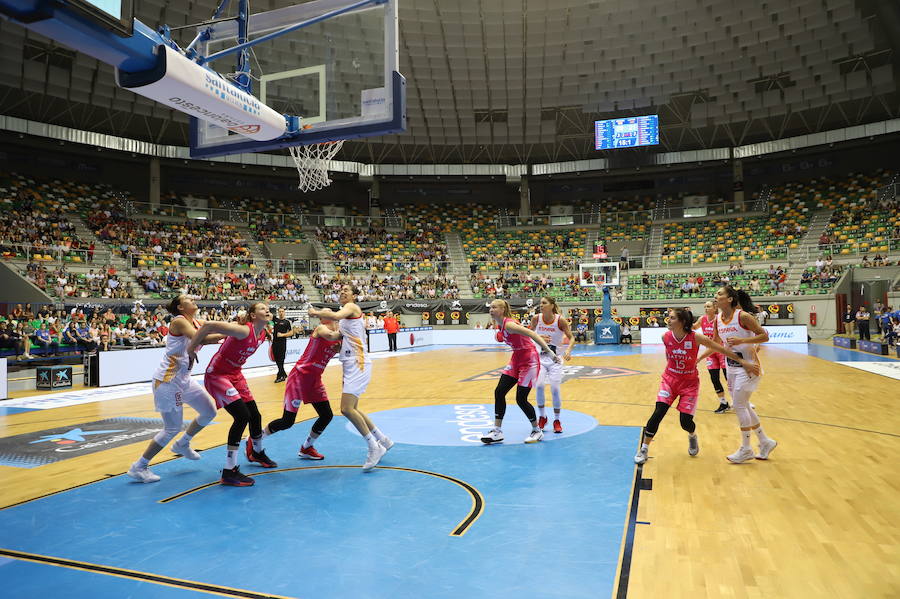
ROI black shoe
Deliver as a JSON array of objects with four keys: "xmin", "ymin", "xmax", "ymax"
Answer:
[
  {"xmin": 220, "ymin": 466, "xmax": 254, "ymax": 486},
  {"xmin": 714, "ymin": 402, "xmax": 731, "ymax": 414},
  {"xmin": 245, "ymin": 440, "xmax": 278, "ymax": 468}
]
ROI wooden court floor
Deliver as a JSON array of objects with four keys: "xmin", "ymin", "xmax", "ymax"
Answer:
[{"xmin": 1, "ymin": 344, "xmax": 898, "ymax": 598}]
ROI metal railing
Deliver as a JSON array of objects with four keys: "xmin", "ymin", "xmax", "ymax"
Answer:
[
  {"xmin": 496, "ymin": 210, "xmax": 652, "ymax": 228},
  {"xmin": 126, "ymin": 201, "xmax": 404, "ymax": 230},
  {"xmin": 128, "ymin": 253, "xmax": 312, "ymax": 273},
  {"xmin": 788, "ymin": 237, "xmax": 900, "ymax": 263},
  {"xmin": 0, "ymin": 242, "xmax": 114, "ymax": 265}
]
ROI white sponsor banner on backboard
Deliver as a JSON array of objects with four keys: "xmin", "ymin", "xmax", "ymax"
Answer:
[
  {"xmin": 361, "ymin": 87, "xmax": 388, "ymax": 117},
  {"xmin": 117, "ymin": 45, "xmax": 286, "ymax": 141},
  {"xmin": 837, "ymin": 361, "xmax": 900, "ymax": 380}
]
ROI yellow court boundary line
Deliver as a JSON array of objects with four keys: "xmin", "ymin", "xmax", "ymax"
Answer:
[
  {"xmin": 160, "ymin": 464, "xmax": 484, "ymax": 536},
  {"xmin": 0, "ymin": 547, "xmax": 296, "ymax": 599}
]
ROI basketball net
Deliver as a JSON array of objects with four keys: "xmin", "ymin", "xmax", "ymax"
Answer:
[{"xmin": 288, "ymin": 140, "xmax": 345, "ymax": 193}]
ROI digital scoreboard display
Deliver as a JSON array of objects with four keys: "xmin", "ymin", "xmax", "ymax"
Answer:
[
  {"xmin": 68, "ymin": 0, "xmax": 134, "ymax": 36},
  {"xmin": 594, "ymin": 115, "xmax": 659, "ymax": 150}
]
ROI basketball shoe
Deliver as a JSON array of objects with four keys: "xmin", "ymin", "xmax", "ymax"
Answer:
[
  {"xmin": 553, "ymin": 419, "xmax": 563, "ymax": 434},
  {"xmin": 362, "ymin": 443, "xmax": 386, "ymax": 471},
  {"xmin": 688, "ymin": 434, "xmax": 699, "ymax": 456},
  {"xmin": 634, "ymin": 446, "xmax": 649, "ymax": 465},
  {"xmin": 245, "ymin": 439, "xmax": 278, "ymax": 468},
  {"xmin": 480, "ymin": 428, "xmax": 504, "ymax": 444},
  {"xmin": 756, "ymin": 438, "xmax": 778, "ymax": 460},
  {"xmin": 379, "ymin": 436, "xmax": 394, "ymax": 452},
  {"xmin": 524, "ymin": 429, "xmax": 544, "ymax": 444},
  {"xmin": 714, "ymin": 402, "xmax": 731, "ymax": 414},
  {"xmin": 537, "ymin": 415, "xmax": 548, "ymax": 430},
  {"xmin": 220, "ymin": 466, "xmax": 254, "ymax": 486},
  {"xmin": 726, "ymin": 446, "xmax": 756, "ymax": 463},
  {"xmin": 298, "ymin": 445, "xmax": 324, "ymax": 460},
  {"xmin": 171, "ymin": 438, "xmax": 201, "ymax": 460},
  {"xmin": 127, "ymin": 464, "xmax": 160, "ymax": 483}
]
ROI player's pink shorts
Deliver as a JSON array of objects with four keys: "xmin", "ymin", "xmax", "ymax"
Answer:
[
  {"xmin": 705, "ymin": 353, "xmax": 726, "ymax": 370},
  {"xmin": 204, "ymin": 370, "xmax": 255, "ymax": 409},
  {"xmin": 657, "ymin": 373, "xmax": 700, "ymax": 415},
  {"xmin": 283, "ymin": 368, "xmax": 328, "ymax": 412},
  {"xmin": 501, "ymin": 350, "xmax": 541, "ymax": 388}
]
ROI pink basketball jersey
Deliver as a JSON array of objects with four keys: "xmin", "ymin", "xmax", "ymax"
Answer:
[
  {"xmin": 663, "ymin": 330, "xmax": 699, "ymax": 376},
  {"xmin": 207, "ymin": 323, "xmax": 267, "ymax": 374}
]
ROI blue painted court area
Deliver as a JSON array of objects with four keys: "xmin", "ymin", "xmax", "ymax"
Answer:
[
  {"xmin": 778, "ymin": 342, "xmax": 899, "ymax": 363},
  {"xmin": 0, "ymin": 412, "xmax": 640, "ymax": 599}
]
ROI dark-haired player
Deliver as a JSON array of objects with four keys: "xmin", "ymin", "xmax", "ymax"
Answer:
[
  {"xmin": 634, "ymin": 307, "xmax": 759, "ymax": 465},
  {"xmin": 713, "ymin": 286, "xmax": 776, "ymax": 463},
  {"xmin": 127, "ymin": 295, "xmax": 219, "ymax": 483}
]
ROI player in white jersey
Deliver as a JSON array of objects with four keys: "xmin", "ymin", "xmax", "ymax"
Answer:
[
  {"xmin": 529, "ymin": 296, "xmax": 575, "ymax": 433},
  {"xmin": 713, "ymin": 285, "xmax": 777, "ymax": 463},
  {"xmin": 127, "ymin": 295, "xmax": 220, "ymax": 483},
  {"xmin": 309, "ymin": 284, "xmax": 392, "ymax": 471}
]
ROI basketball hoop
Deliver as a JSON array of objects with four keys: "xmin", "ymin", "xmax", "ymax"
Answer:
[{"xmin": 288, "ymin": 140, "xmax": 345, "ymax": 193}]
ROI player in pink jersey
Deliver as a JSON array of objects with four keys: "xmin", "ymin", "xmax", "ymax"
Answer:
[
  {"xmin": 634, "ymin": 307, "xmax": 759, "ymax": 465},
  {"xmin": 713, "ymin": 285, "xmax": 776, "ymax": 463},
  {"xmin": 480, "ymin": 299, "xmax": 560, "ymax": 445},
  {"xmin": 188, "ymin": 301, "xmax": 273, "ymax": 487},
  {"xmin": 258, "ymin": 319, "xmax": 342, "ymax": 460},
  {"xmin": 692, "ymin": 300, "xmax": 730, "ymax": 413}
]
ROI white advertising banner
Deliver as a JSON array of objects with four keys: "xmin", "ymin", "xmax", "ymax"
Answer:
[
  {"xmin": 0, "ymin": 357, "xmax": 7, "ymax": 400},
  {"xmin": 98, "ymin": 338, "xmax": 310, "ymax": 387},
  {"xmin": 432, "ymin": 330, "xmax": 505, "ymax": 345},
  {"xmin": 117, "ymin": 45, "xmax": 286, "ymax": 141},
  {"xmin": 368, "ymin": 327, "xmax": 434, "ymax": 352},
  {"xmin": 640, "ymin": 325, "xmax": 808, "ymax": 345}
]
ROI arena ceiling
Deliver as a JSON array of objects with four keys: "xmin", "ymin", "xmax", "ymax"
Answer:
[{"xmin": 1, "ymin": 0, "xmax": 899, "ymax": 165}]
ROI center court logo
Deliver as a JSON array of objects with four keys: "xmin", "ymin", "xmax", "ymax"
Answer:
[
  {"xmin": 462, "ymin": 365, "xmax": 646, "ymax": 384},
  {"xmin": 446, "ymin": 405, "xmax": 494, "ymax": 443},
  {"xmin": 346, "ymin": 405, "xmax": 597, "ymax": 447},
  {"xmin": 0, "ymin": 418, "xmax": 182, "ymax": 468}
]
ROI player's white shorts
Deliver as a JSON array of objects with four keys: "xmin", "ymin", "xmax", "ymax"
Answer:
[
  {"xmin": 538, "ymin": 354, "xmax": 563, "ymax": 386},
  {"xmin": 725, "ymin": 366, "xmax": 761, "ymax": 394},
  {"xmin": 153, "ymin": 377, "xmax": 213, "ymax": 414},
  {"xmin": 341, "ymin": 360, "xmax": 372, "ymax": 397}
]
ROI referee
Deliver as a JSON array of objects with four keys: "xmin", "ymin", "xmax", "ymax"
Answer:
[{"xmin": 272, "ymin": 307, "xmax": 294, "ymax": 383}]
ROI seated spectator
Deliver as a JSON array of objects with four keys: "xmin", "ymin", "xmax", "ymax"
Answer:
[
  {"xmin": 861, "ymin": 255, "xmax": 870, "ymax": 268},
  {"xmin": 76, "ymin": 321, "xmax": 98, "ymax": 352},
  {"xmin": 32, "ymin": 322, "xmax": 59, "ymax": 356},
  {"xmin": 10, "ymin": 322, "xmax": 33, "ymax": 359},
  {"xmin": 620, "ymin": 322, "xmax": 633, "ymax": 344}
]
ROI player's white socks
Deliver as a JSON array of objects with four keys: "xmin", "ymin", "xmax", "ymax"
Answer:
[
  {"xmin": 252, "ymin": 435, "xmax": 265, "ymax": 452},
  {"xmin": 303, "ymin": 431, "xmax": 320, "ymax": 449},
  {"xmin": 718, "ymin": 395, "xmax": 727, "ymax": 404},
  {"xmin": 225, "ymin": 447, "xmax": 238, "ymax": 469},
  {"xmin": 136, "ymin": 456, "xmax": 150, "ymax": 468},
  {"xmin": 537, "ymin": 405, "xmax": 546, "ymax": 417},
  {"xmin": 363, "ymin": 432, "xmax": 378, "ymax": 449},
  {"xmin": 754, "ymin": 426, "xmax": 772, "ymax": 444},
  {"xmin": 179, "ymin": 432, "xmax": 195, "ymax": 444},
  {"xmin": 741, "ymin": 429, "xmax": 752, "ymax": 449},
  {"xmin": 370, "ymin": 426, "xmax": 387, "ymax": 443}
]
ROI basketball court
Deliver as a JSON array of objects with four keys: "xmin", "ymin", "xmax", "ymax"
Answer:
[{"xmin": 1, "ymin": 342, "xmax": 898, "ymax": 598}]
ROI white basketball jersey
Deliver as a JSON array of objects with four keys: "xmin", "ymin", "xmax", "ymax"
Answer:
[
  {"xmin": 534, "ymin": 314, "xmax": 565, "ymax": 347},
  {"xmin": 339, "ymin": 315, "xmax": 369, "ymax": 367},
  {"xmin": 152, "ymin": 315, "xmax": 200, "ymax": 383},
  {"xmin": 715, "ymin": 309, "xmax": 759, "ymax": 370}
]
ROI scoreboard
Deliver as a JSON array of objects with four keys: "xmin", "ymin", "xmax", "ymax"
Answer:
[{"xmin": 594, "ymin": 115, "xmax": 659, "ymax": 150}]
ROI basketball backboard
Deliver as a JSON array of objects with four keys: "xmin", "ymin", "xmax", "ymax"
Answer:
[
  {"xmin": 190, "ymin": 0, "xmax": 405, "ymax": 158},
  {"xmin": 579, "ymin": 263, "xmax": 621, "ymax": 287}
]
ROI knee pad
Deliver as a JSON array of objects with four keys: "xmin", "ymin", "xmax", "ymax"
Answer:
[
  {"xmin": 153, "ymin": 427, "xmax": 179, "ymax": 447},
  {"xmin": 550, "ymin": 386, "xmax": 562, "ymax": 410}
]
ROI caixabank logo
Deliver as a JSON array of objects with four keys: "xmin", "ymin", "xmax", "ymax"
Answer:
[
  {"xmin": 0, "ymin": 418, "xmax": 172, "ymax": 468},
  {"xmin": 462, "ymin": 365, "xmax": 646, "ymax": 383}
]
